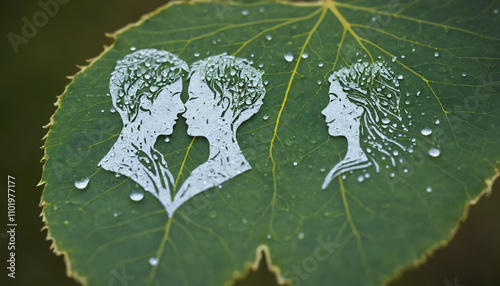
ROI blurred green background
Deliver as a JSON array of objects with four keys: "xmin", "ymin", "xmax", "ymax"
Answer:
[{"xmin": 1, "ymin": 0, "xmax": 498, "ymax": 285}]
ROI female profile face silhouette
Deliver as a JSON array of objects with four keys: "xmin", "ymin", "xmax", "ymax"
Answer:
[
  {"xmin": 140, "ymin": 78, "xmax": 185, "ymax": 135},
  {"xmin": 183, "ymin": 73, "xmax": 225, "ymax": 137},
  {"xmin": 321, "ymin": 80, "xmax": 364, "ymax": 137}
]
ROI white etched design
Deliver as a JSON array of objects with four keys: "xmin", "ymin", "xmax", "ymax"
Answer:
[
  {"xmin": 322, "ymin": 61, "xmax": 409, "ymax": 189},
  {"xmin": 99, "ymin": 51, "xmax": 265, "ymax": 217},
  {"xmin": 168, "ymin": 54, "xmax": 265, "ymax": 216},
  {"xmin": 99, "ymin": 49, "xmax": 189, "ymax": 210}
]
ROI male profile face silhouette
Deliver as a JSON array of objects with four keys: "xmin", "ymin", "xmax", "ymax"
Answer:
[
  {"xmin": 109, "ymin": 49, "xmax": 189, "ymax": 139},
  {"xmin": 183, "ymin": 54, "xmax": 265, "ymax": 138},
  {"xmin": 183, "ymin": 73, "xmax": 222, "ymax": 137},
  {"xmin": 138, "ymin": 79, "xmax": 185, "ymax": 136}
]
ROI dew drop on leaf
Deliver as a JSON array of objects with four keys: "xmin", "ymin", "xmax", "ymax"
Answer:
[
  {"xmin": 421, "ymin": 128, "xmax": 432, "ymax": 136},
  {"xmin": 74, "ymin": 177, "xmax": 90, "ymax": 189},
  {"xmin": 302, "ymin": 53, "xmax": 309, "ymax": 59},
  {"xmin": 434, "ymin": 51, "xmax": 440, "ymax": 57},
  {"xmin": 265, "ymin": 34, "xmax": 272, "ymax": 41},
  {"xmin": 428, "ymin": 148, "xmax": 441, "ymax": 157},
  {"xmin": 426, "ymin": 187, "xmax": 432, "ymax": 193},
  {"xmin": 284, "ymin": 52, "xmax": 294, "ymax": 62},
  {"xmin": 298, "ymin": 232, "xmax": 304, "ymax": 240},
  {"xmin": 263, "ymin": 114, "xmax": 269, "ymax": 120},
  {"xmin": 149, "ymin": 257, "xmax": 159, "ymax": 266},
  {"xmin": 130, "ymin": 189, "xmax": 144, "ymax": 201},
  {"xmin": 241, "ymin": 10, "xmax": 249, "ymax": 16}
]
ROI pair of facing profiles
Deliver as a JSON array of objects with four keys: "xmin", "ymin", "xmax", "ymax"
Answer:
[{"xmin": 99, "ymin": 50, "xmax": 265, "ymax": 217}]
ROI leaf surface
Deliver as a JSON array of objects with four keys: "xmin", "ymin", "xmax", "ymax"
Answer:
[{"xmin": 41, "ymin": 0, "xmax": 500, "ymax": 285}]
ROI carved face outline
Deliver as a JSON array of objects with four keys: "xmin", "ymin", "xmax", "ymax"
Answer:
[{"xmin": 321, "ymin": 80, "xmax": 364, "ymax": 137}]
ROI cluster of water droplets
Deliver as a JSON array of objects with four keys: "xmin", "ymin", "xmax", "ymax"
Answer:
[
  {"xmin": 191, "ymin": 54, "xmax": 265, "ymax": 115},
  {"xmin": 109, "ymin": 49, "xmax": 189, "ymax": 120}
]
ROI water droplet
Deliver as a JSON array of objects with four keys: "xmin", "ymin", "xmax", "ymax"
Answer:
[
  {"xmin": 357, "ymin": 175, "xmax": 364, "ymax": 182},
  {"xmin": 462, "ymin": 72, "xmax": 467, "ymax": 77},
  {"xmin": 426, "ymin": 187, "xmax": 432, "ymax": 193},
  {"xmin": 130, "ymin": 46, "xmax": 136, "ymax": 51},
  {"xmin": 258, "ymin": 63, "xmax": 264, "ymax": 68},
  {"xmin": 298, "ymin": 232, "xmax": 304, "ymax": 240},
  {"xmin": 266, "ymin": 234, "xmax": 271, "ymax": 239},
  {"xmin": 110, "ymin": 107, "xmax": 116, "ymax": 113},
  {"xmin": 428, "ymin": 148, "xmax": 441, "ymax": 157},
  {"xmin": 371, "ymin": 16, "xmax": 376, "ymax": 22},
  {"xmin": 113, "ymin": 212, "xmax": 120, "ymax": 217},
  {"xmin": 164, "ymin": 136, "xmax": 170, "ymax": 143},
  {"xmin": 494, "ymin": 9, "xmax": 498, "ymax": 14},
  {"xmin": 390, "ymin": 172, "xmax": 395, "ymax": 178},
  {"xmin": 403, "ymin": 168, "xmax": 409, "ymax": 173},
  {"xmin": 412, "ymin": 47, "xmax": 416, "ymax": 52},
  {"xmin": 434, "ymin": 51, "xmax": 440, "ymax": 57},
  {"xmin": 149, "ymin": 257, "xmax": 159, "ymax": 266},
  {"xmin": 397, "ymin": 74, "xmax": 404, "ymax": 80},
  {"xmin": 293, "ymin": 161, "xmax": 298, "ymax": 166},
  {"xmin": 263, "ymin": 115, "xmax": 269, "ymax": 120},
  {"xmin": 393, "ymin": 150, "xmax": 399, "ymax": 156},
  {"xmin": 194, "ymin": 52, "xmax": 200, "ymax": 57},
  {"xmin": 100, "ymin": 109, "xmax": 105, "ymax": 113},
  {"xmin": 392, "ymin": 56, "xmax": 397, "ymax": 62},
  {"xmin": 320, "ymin": 168, "xmax": 326, "ymax": 172},
  {"xmin": 317, "ymin": 80, "xmax": 322, "ymax": 85},
  {"xmin": 74, "ymin": 177, "xmax": 90, "ymax": 189},
  {"xmin": 318, "ymin": 62, "xmax": 324, "ymax": 67},
  {"xmin": 265, "ymin": 34, "xmax": 272, "ymax": 41},
  {"xmin": 364, "ymin": 173, "xmax": 370, "ymax": 179},
  {"xmin": 259, "ymin": 7, "xmax": 265, "ymax": 13},
  {"xmin": 421, "ymin": 128, "xmax": 432, "ymax": 136},
  {"xmin": 400, "ymin": 55, "xmax": 406, "ymax": 59},
  {"xmin": 435, "ymin": 119, "xmax": 440, "ymax": 124},
  {"xmin": 301, "ymin": 53, "xmax": 309, "ymax": 59},
  {"xmin": 64, "ymin": 220, "xmax": 69, "ymax": 225},
  {"xmin": 284, "ymin": 52, "xmax": 294, "ymax": 62},
  {"xmin": 130, "ymin": 189, "xmax": 144, "ymax": 201},
  {"xmin": 241, "ymin": 10, "xmax": 249, "ymax": 16},
  {"xmin": 382, "ymin": 118, "xmax": 390, "ymax": 124}
]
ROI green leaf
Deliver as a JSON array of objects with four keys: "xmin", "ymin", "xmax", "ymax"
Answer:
[{"xmin": 40, "ymin": 0, "xmax": 500, "ymax": 285}]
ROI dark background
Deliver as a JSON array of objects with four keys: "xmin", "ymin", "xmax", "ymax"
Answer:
[{"xmin": 0, "ymin": 1, "xmax": 498, "ymax": 285}]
